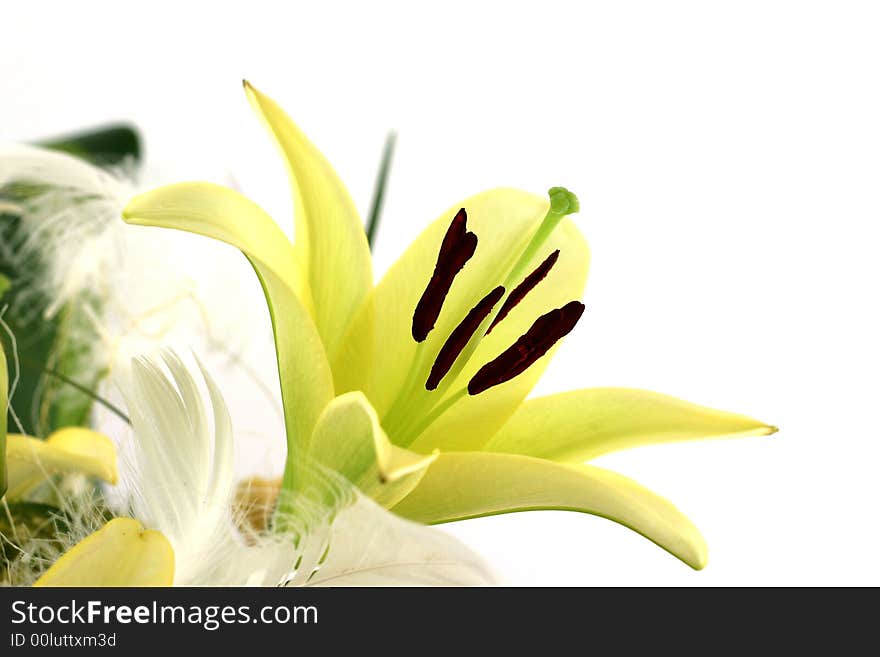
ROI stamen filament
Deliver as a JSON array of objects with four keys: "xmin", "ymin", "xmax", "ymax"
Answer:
[
  {"xmin": 399, "ymin": 387, "xmax": 468, "ymax": 446},
  {"xmin": 487, "ymin": 250, "xmax": 559, "ymax": 334},
  {"xmin": 382, "ymin": 340, "xmax": 428, "ymax": 436}
]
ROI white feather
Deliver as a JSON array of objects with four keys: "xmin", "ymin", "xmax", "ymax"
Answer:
[
  {"xmin": 0, "ymin": 143, "xmax": 269, "ymax": 366},
  {"xmin": 118, "ymin": 351, "xmax": 498, "ymax": 586},
  {"xmin": 300, "ymin": 495, "xmax": 499, "ymax": 586},
  {"xmin": 0, "ymin": 143, "xmax": 132, "ymax": 193}
]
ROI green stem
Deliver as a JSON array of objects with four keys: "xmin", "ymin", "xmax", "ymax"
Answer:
[
  {"xmin": 18, "ymin": 356, "xmax": 130, "ymax": 426},
  {"xmin": 365, "ymin": 131, "xmax": 397, "ymax": 250}
]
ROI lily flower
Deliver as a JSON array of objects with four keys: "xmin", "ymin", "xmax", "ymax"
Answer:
[
  {"xmin": 123, "ymin": 82, "xmax": 776, "ymax": 570},
  {"xmin": 29, "ymin": 351, "xmax": 495, "ymax": 586},
  {"xmin": 0, "ymin": 140, "xmax": 493, "ymax": 587}
]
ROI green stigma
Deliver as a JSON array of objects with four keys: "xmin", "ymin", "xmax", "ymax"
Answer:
[
  {"xmin": 548, "ymin": 186, "xmax": 579, "ymax": 216},
  {"xmin": 505, "ymin": 186, "xmax": 581, "ymax": 286}
]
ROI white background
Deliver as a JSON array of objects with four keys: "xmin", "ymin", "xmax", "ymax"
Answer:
[{"xmin": 3, "ymin": 1, "xmax": 879, "ymax": 585}]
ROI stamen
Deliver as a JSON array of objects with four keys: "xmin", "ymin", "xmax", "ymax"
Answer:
[
  {"xmin": 426, "ymin": 286, "xmax": 505, "ymax": 390},
  {"xmin": 487, "ymin": 250, "xmax": 559, "ymax": 334},
  {"xmin": 411, "ymin": 209, "xmax": 477, "ymax": 342},
  {"xmin": 468, "ymin": 300, "xmax": 585, "ymax": 395}
]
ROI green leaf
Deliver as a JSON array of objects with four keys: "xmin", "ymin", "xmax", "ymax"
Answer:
[
  {"xmin": 1, "ymin": 346, "xmax": 7, "ymax": 497},
  {"xmin": 39, "ymin": 124, "xmax": 141, "ymax": 168},
  {"xmin": 365, "ymin": 131, "xmax": 397, "ymax": 250}
]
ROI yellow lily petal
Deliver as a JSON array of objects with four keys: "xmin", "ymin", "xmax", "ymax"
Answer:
[
  {"xmin": 411, "ymin": 217, "xmax": 590, "ymax": 452},
  {"xmin": 335, "ymin": 188, "xmax": 550, "ymax": 423},
  {"xmin": 244, "ymin": 81, "xmax": 373, "ymax": 362},
  {"xmin": 309, "ymin": 392, "xmax": 436, "ymax": 508},
  {"xmin": 484, "ymin": 388, "xmax": 777, "ymax": 462},
  {"xmin": 392, "ymin": 451, "xmax": 708, "ymax": 569},
  {"xmin": 34, "ymin": 518, "xmax": 174, "ymax": 586},
  {"xmin": 4, "ymin": 428, "xmax": 117, "ymax": 500},
  {"xmin": 123, "ymin": 181, "xmax": 309, "ymax": 304},
  {"xmin": 123, "ymin": 183, "xmax": 334, "ymax": 469}
]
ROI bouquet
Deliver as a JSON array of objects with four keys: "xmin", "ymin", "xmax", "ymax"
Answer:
[{"xmin": 0, "ymin": 82, "xmax": 775, "ymax": 586}]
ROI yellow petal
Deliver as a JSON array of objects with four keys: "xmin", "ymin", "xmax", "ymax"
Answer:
[
  {"xmin": 34, "ymin": 518, "xmax": 174, "ymax": 586},
  {"xmin": 244, "ymin": 81, "xmax": 373, "ymax": 362},
  {"xmin": 4, "ymin": 428, "xmax": 117, "ymax": 500},
  {"xmin": 123, "ymin": 183, "xmax": 334, "ymax": 468},
  {"xmin": 484, "ymin": 388, "xmax": 777, "ymax": 462},
  {"xmin": 410, "ymin": 217, "xmax": 590, "ymax": 452},
  {"xmin": 123, "ymin": 181, "xmax": 310, "ymax": 304},
  {"xmin": 309, "ymin": 392, "xmax": 436, "ymax": 508},
  {"xmin": 392, "ymin": 451, "xmax": 708, "ymax": 570},
  {"xmin": 335, "ymin": 188, "xmax": 551, "ymax": 425}
]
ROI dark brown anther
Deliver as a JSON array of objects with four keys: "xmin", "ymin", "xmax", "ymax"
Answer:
[
  {"xmin": 487, "ymin": 249, "xmax": 560, "ymax": 334},
  {"xmin": 426, "ymin": 286, "xmax": 505, "ymax": 390},
  {"xmin": 411, "ymin": 209, "xmax": 478, "ymax": 342},
  {"xmin": 468, "ymin": 300, "xmax": 585, "ymax": 395}
]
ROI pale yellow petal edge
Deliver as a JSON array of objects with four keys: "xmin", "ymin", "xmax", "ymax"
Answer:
[{"xmin": 34, "ymin": 518, "xmax": 174, "ymax": 587}]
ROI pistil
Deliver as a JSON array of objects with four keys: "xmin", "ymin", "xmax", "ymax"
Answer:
[{"xmin": 504, "ymin": 187, "xmax": 578, "ymax": 288}]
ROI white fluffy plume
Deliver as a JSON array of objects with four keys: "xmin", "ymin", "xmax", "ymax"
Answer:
[
  {"xmin": 0, "ymin": 144, "xmax": 132, "ymax": 320},
  {"xmin": 0, "ymin": 143, "xmax": 270, "ymax": 369}
]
